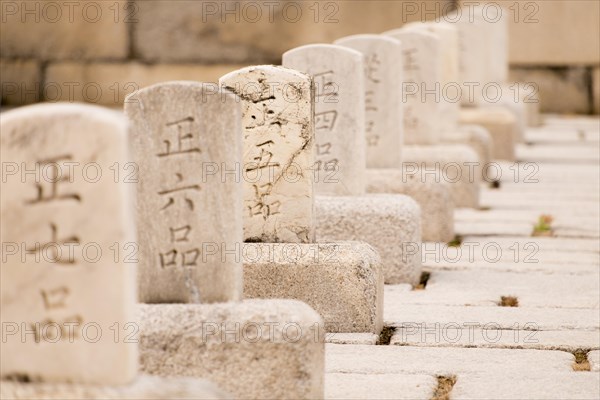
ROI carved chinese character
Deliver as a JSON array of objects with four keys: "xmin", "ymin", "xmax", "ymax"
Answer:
[
  {"xmin": 41, "ymin": 286, "xmax": 70, "ymax": 310},
  {"xmin": 26, "ymin": 155, "xmax": 81, "ymax": 205},
  {"xmin": 247, "ymin": 183, "xmax": 281, "ymax": 220},
  {"xmin": 158, "ymin": 172, "xmax": 201, "ymax": 211},
  {"xmin": 403, "ymin": 48, "xmax": 419, "ymax": 71},
  {"xmin": 365, "ymin": 53, "xmax": 381, "ymax": 83},
  {"xmin": 314, "ymin": 71, "xmax": 338, "ymax": 101},
  {"xmin": 315, "ymin": 111, "xmax": 338, "ymax": 131},
  {"xmin": 316, "ymin": 142, "xmax": 332, "ymax": 156},
  {"xmin": 159, "ymin": 248, "xmax": 200, "ymax": 268},
  {"xmin": 157, "ymin": 117, "xmax": 201, "ymax": 157},
  {"xmin": 246, "ymin": 140, "xmax": 280, "ymax": 172},
  {"xmin": 26, "ymin": 223, "xmax": 79, "ymax": 265},
  {"xmin": 170, "ymin": 225, "xmax": 192, "ymax": 242},
  {"xmin": 365, "ymin": 90, "xmax": 378, "ymax": 112}
]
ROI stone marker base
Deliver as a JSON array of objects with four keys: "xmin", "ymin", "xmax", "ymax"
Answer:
[
  {"xmin": 366, "ymin": 169, "xmax": 454, "ymax": 243},
  {"xmin": 243, "ymin": 242, "xmax": 383, "ymax": 334},
  {"xmin": 0, "ymin": 374, "xmax": 229, "ymax": 399},
  {"xmin": 443, "ymin": 125, "xmax": 493, "ymax": 182},
  {"xmin": 459, "ymin": 106, "xmax": 518, "ymax": 161},
  {"xmin": 315, "ymin": 194, "xmax": 421, "ymax": 286},
  {"xmin": 138, "ymin": 300, "xmax": 324, "ymax": 400},
  {"xmin": 403, "ymin": 144, "xmax": 481, "ymax": 208}
]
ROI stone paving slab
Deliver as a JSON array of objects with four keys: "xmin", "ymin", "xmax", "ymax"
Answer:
[
  {"xmin": 391, "ymin": 327, "xmax": 600, "ymax": 352},
  {"xmin": 517, "ymin": 144, "xmax": 600, "ymax": 163},
  {"xmin": 422, "ymin": 240, "xmax": 600, "ymax": 267},
  {"xmin": 325, "ymin": 333, "xmax": 379, "ymax": 345},
  {"xmin": 384, "ymin": 303, "xmax": 600, "ymax": 331},
  {"xmin": 423, "ymin": 260, "xmax": 598, "ymax": 276},
  {"xmin": 451, "ymin": 372, "xmax": 600, "ymax": 400},
  {"xmin": 460, "ymin": 236, "xmax": 600, "ymax": 254},
  {"xmin": 325, "ymin": 344, "xmax": 574, "ymax": 375},
  {"xmin": 387, "ymin": 270, "xmax": 600, "ymax": 308},
  {"xmin": 588, "ymin": 350, "xmax": 600, "ymax": 372},
  {"xmin": 325, "ymin": 372, "xmax": 437, "ymax": 400}
]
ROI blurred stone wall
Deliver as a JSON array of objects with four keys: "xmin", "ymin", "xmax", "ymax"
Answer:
[{"xmin": 1, "ymin": 0, "xmax": 599, "ymax": 114}]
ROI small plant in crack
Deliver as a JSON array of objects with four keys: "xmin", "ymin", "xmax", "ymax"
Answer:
[
  {"xmin": 376, "ymin": 326, "xmax": 395, "ymax": 345},
  {"xmin": 572, "ymin": 349, "xmax": 591, "ymax": 371},
  {"xmin": 532, "ymin": 214, "xmax": 553, "ymax": 237},
  {"xmin": 498, "ymin": 296, "xmax": 519, "ymax": 307},
  {"xmin": 413, "ymin": 271, "xmax": 431, "ymax": 290},
  {"xmin": 447, "ymin": 235, "xmax": 463, "ymax": 247},
  {"xmin": 432, "ymin": 375, "xmax": 457, "ymax": 400}
]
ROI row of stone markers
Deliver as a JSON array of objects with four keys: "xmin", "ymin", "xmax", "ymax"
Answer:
[{"xmin": 1, "ymin": 5, "xmax": 534, "ymax": 399}]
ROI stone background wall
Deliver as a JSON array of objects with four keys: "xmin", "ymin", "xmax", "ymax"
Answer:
[{"xmin": 1, "ymin": 0, "xmax": 599, "ymax": 113}]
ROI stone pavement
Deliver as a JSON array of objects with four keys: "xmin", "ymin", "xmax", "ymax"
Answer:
[{"xmin": 324, "ymin": 115, "xmax": 600, "ymax": 399}]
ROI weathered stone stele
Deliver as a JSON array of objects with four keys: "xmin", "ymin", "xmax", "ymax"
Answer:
[
  {"xmin": 405, "ymin": 21, "xmax": 461, "ymax": 134},
  {"xmin": 125, "ymin": 81, "xmax": 243, "ymax": 303},
  {"xmin": 0, "ymin": 103, "xmax": 137, "ymax": 384},
  {"xmin": 450, "ymin": 8, "xmax": 488, "ymax": 106},
  {"xmin": 219, "ymin": 66, "xmax": 315, "ymax": 243},
  {"xmin": 283, "ymin": 44, "xmax": 366, "ymax": 196},
  {"xmin": 334, "ymin": 34, "xmax": 403, "ymax": 169},
  {"xmin": 383, "ymin": 28, "xmax": 441, "ymax": 145}
]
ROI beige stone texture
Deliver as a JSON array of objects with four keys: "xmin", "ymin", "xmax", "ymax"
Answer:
[
  {"xmin": 391, "ymin": 326, "xmax": 600, "ymax": 352},
  {"xmin": 451, "ymin": 373, "xmax": 600, "ymax": 400},
  {"xmin": 366, "ymin": 169, "xmax": 454, "ymax": 242},
  {"xmin": 334, "ymin": 35, "xmax": 403, "ymax": 170},
  {"xmin": 283, "ymin": 44, "xmax": 366, "ymax": 196},
  {"xmin": 464, "ymin": 0, "xmax": 600, "ymax": 66},
  {"xmin": 402, "ymin": 144, "xmax": 480, "ymax": 208},
  {"xmin": 138, "ymin": 300, "xmax": 324, "ymax": 400},
  {"xmin": 443, "ymin": 124, "xmax": 493, "ymax": 181},
  {"xmin": 589, "ymin": 350, "xmax": 600, "ymax": 372},
  {"xmin": 220, "ymin": 65, "xmax": 315, "ymax": 243},
  {"xmin": 0, "ymin": 375, "xmax": 230, "ymax": 399},
  {"xmin": 383, "ymin": 28, "xmax": 441, "ymax": 145},
  {"xmin": 126, "ymin": 82, "xmax": 242, "ymax": 303},
  {"xmin": 326, "ymin": 344, "xmax": 575, "ymax": 375},
  {"xmin": 0, "ymin": 1, "xmax": 128, "ymax": 60},
  {"xmin": 132, "ymin": 1, "xmax": 454, "ymax": 63},
  {"xmin": 325, "ymin": 333, "xmax": 379, "ymax": 345},
  {"xmin": 243, "ymin": 242, "xmax": 383, "ymax": 334},
  {"xmin": 325, "ymin": 373, "xmax": 437, "ymax": 400},
  {"xmin": 0, "ymin": 103, "xmax": 136, "ymax": 384},
  {"xmin": 315, "ymin": 194, "xmax": 422, "ymax": 285},
  {"xmin": 44, "ymin": 62, "xmax": 245, "ymax": 106},
  {"xmin": 509, "ymin": 67, "xmax": 590, "ymax": 114},
  {"xmin": 594, "ymin": 67, "xmax": 600, "ymax": 115},
  {"xmin": 0, "ymin": 59, "xmax": 41, "ymax": 105},
  {"xmin": 459, "ymin": 107, "xmax": 517, "ymax": 160}
]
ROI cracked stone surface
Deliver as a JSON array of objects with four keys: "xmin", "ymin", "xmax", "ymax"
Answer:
[{"xmin": 220, "ymin": 65, "xmax": 316, "ymax": 243}]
